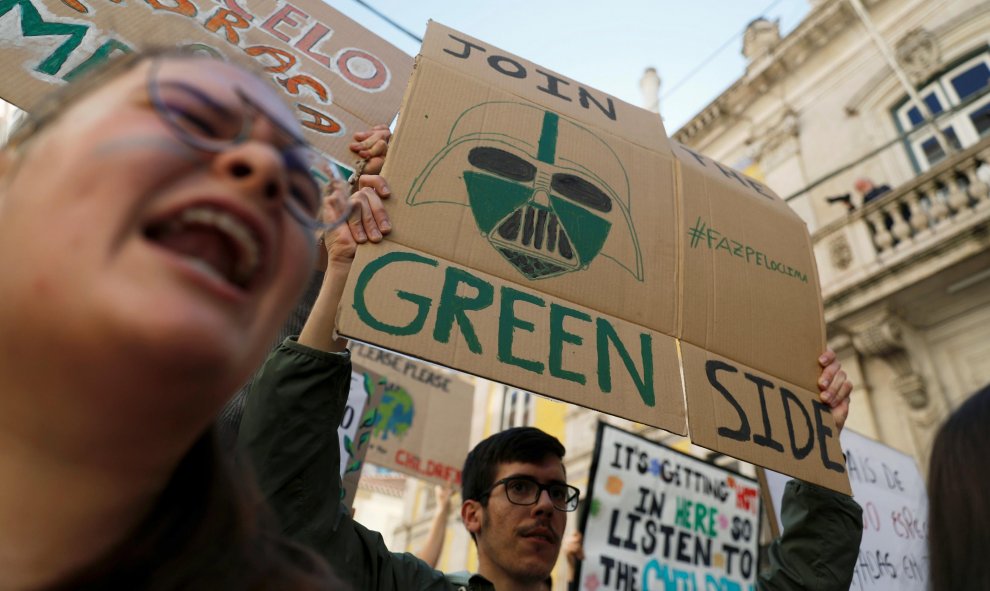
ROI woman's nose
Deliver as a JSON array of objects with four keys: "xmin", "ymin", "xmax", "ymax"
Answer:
[{"xmin": 212, "ymin": 140, "xmax": 288, "ymax": 211}]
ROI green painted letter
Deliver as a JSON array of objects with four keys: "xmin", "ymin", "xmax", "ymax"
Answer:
[
  {"xmin": 549, "ymin": 303, "xmax": 590, "ymax": 384},
  {"xmin": 596, "ymin": 319, "xmax": 655, "ymax": 406},
  {"xmin": 498, "ymin": 287, "xmax": 545, "ymax": 374},
  {"xmin": 63, "ymin": 39, "xmax": 132, "ymax": 82},
  {"xmin": 353, "ymin": 251, "xmax": 438, "ymax": 336},
  {"xmin": 433, "ymin": 266, "xmax": 493, "ymax": 353},
  {"xmin": 0, "ymin": 0, "xmax": 90, "ymax": 76}
]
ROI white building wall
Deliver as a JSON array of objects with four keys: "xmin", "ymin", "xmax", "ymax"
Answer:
[{"xmin": 671, "ymin": 0, "xmax": 990, "ymax": 472}]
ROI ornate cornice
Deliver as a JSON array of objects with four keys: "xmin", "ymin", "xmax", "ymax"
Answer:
[
  {"xmin": 845, "ymin": 310, "xmax": 930, "ymax": 409},
  {"xmin": 672, "ymin": 0, "xmax": 886, "ymax": 145}
]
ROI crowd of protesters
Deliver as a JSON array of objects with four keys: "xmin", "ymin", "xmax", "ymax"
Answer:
[{"xmin": 0, "ymin": 47, "xmax": 985, "ymax": 591}]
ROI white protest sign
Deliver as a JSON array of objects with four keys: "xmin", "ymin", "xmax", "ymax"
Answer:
[
  {"xmin": 579, "ymin": 423, "xmax": 761, "ymax": 591},
  {"xmin": 338, "ymin": 371, "xmax": 371, "ymax": 480},
  {"xmin": 337, "ymin": 363, "xmax": 384, "ymax": 508},
  {"xmin": 762, "ymin": 429, "xmax": 929, "ymax": 590}
]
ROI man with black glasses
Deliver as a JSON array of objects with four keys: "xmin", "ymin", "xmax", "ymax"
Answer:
[{"xmin": 458, "ymin": 427, "xmax": 576, "ymax": 590}]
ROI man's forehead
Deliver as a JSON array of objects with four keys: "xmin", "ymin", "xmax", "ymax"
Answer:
[{"xmin": 494, "ymin": 456, "xmax": 566, "ymax": 482}]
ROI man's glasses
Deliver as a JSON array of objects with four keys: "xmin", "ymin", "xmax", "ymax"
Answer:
[
  {"xmin": 148, "ymin": 58, "xmax": 350, "ymax": 234},
  {"xmin": 481, "ymin": 476, "xmax": 580, "ymax": 512}
]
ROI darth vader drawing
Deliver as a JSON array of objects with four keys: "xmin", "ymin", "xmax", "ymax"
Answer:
[{"xmin": 408, "ymin": 101, "xmax": 643, "ymax": 282}]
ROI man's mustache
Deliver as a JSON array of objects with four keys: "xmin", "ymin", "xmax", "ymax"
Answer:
[{"xmin": 517, "ymin": 522, "xmax": 560, "ymax": 544}]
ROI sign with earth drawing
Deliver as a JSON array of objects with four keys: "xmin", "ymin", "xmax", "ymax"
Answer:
[
  {"xmin": 338, "ymin": 363, "xmax": 385, "ymax": 509},
  {"xmin": 339, "ymin": 22, "xmax": 851, "ymax": 494},
  {"xmin": 350, "ymin": 342, "xmax": 475, "ymax": 487}
]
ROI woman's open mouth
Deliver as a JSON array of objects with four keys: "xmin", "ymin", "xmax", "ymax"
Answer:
[{"xmin": 143, "ymin": 203, "xmax": 264, "ymax": 291}]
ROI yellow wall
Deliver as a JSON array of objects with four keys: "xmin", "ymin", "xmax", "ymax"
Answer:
[{"xmin": 532, "ymin": 395, "xmax": 567, "ymax": 442}]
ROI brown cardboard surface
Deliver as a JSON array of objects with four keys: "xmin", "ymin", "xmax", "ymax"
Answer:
[
  {"xmin": 675, "ymin": 143, "xmax": 825, "ymax": 391},
  {"xmin": 418, "ymin": 22, "xmax": 672, "ymax": 155},
  {"xmin": 0, "ymin": 0, "xmax": 412, "ymax": 163},
  {"xmin": 338, "ymin": 21, "xmax": 844, "ymax": 491},
  {"xmin": 681, "ymin": 342, "xmax": 851, "ymax": 494},
  {"xmin": 351, "ymin": 342, "xmax": 475, "ymax": 486},
  {"xmin": 339, "ymin": 241, "xmax": 687, "ymax": 435},
  {"xmin": 383, "ymin": 51, "xmax": 679, "ymax": 337}
]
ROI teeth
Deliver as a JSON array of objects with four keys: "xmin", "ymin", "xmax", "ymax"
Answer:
[
  {"xmin": 184, "ymin": 256, "xmax": 227, "ymax": 284},
  {"xmin": 178, "ymin": 206, "xmax": 261, "ymax": 286}
]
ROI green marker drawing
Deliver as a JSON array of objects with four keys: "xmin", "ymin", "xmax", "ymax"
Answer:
[{"xmin": 407, "ymin": 101, "xmax": 644, "ymax": 282}]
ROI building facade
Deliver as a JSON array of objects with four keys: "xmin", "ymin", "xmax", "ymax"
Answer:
[{"xmin": 671, "ymin": 0, "xmax": 990, "ymax": 470}]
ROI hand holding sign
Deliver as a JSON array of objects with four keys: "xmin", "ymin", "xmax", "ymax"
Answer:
[
  {"xmin": 350, "ymin": 124, "xmax": 392, "ymax": 176},
  {"xmin": 818, "ymin": 348, "xmax": 853, "ymax": 432},
  {"xmin": 339, "ymin": 175, "xmax": 393, "ymax": 252},
  {"xmin": 564, "ymin": 531, "xmax": 586, "ymax": 579},
  {"xmin": 318, "ymin": 124, "xmax": 394, "ymax": 270},
  {"xmin": 319, "ymin": 186, "xmax": 391, "ymax": 270}
]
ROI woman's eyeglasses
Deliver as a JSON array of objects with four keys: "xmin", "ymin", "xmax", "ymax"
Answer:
[{"xmin": 148, "ymin": 58, "xmax": 351, "ymax": 235}]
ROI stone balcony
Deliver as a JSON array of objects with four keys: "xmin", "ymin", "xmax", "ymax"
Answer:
[{"xmin": 813, "ymin": 135, "xmax": 990, "ymax": 323}]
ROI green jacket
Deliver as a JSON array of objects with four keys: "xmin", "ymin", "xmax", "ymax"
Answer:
[{"xmin": 239, "ymin": 338, "xmax": 863, "ymax": 591}]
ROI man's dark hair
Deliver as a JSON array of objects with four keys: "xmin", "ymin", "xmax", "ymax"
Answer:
[{"xmin": 461, "ymin": 427, "xmax": 565, "ymax": 505}]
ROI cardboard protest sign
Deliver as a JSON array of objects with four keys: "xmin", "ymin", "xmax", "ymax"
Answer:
[
  {"xmin": 681, "ymin": 344, "xmax": 848, "ymax": 494},
  {"xmin": 761, "ymin": 430, "xmax": 929, "ymax": 590},
  {"xmin": 350, "ymin": 342, "xmax": 474, "ymax": 486},
  {"xmin": 338, "ymin": 20, "xmax": 685, "ymax": 436},
  {"xmin": 338, "ymin": 362, "xmax": 385, "ymax": 509},
  {"xmin": 579, "ymin": 422, "xmax": 761, "ymax": 591},
  {"xmin": 337, "ymin": 21, "xmax": 848, "ymax": 492},
  {"xmin": 0, "ymin": 0, "xmax": 412, "ymax": 163}
]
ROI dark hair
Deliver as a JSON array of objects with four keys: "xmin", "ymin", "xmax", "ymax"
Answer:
[
  {"xmin": 461, "ymin": 426, "xmax": 566, "ymax": 505},
  {"xmin": 927, "ymin": 384, "xmax": 990, "ymax": 591},
  {"xmin": 48, "ymin": 428, "xmax": 341, "ymax": 590}
]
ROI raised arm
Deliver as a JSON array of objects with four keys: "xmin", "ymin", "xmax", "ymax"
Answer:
[
  {"xmin": 417, "ymin": 481, "xmax": 455, "ymax": 568},
  {"xmin": 239, "ymin": 127, "xmax": 450, "ymax": 587},
  {"xmin": 238, "ymin": 172, "xmax": 391, "ymax": 539},
  {"xmin": 300, "ymin": 174, "xmax": 392, "ymax": 353},
  {"xmin": 756, "ymin": 350, "xmax": 862, "ymax": 591}
]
